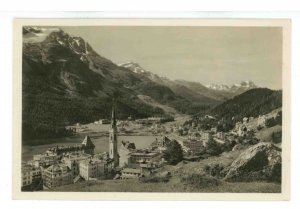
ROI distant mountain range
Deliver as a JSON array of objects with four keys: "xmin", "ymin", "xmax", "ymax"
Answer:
[
  {"xmin": 206, "ymin": 81, "xmax": 257, "ymax": 94},
  {"xmin": 119, "ymin": 61, "xmax": 258, "ymax": 101}
]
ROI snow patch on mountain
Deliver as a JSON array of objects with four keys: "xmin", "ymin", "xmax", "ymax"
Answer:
[
  {"xmin": 119, "ymin": 61, "xmax": 146, "ymax": 74},
  {"xmin": 206, "ymin": 84, "xmax": 230, "ymax": 91},
  {"xmin": 206, "ymin": 81, "xmax": 257, "ymax": 92}
]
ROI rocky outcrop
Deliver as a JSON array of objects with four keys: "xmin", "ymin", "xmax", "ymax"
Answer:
[{"xmin": 224, "ymin": 142, "xmax": 281, "ymax": 182}]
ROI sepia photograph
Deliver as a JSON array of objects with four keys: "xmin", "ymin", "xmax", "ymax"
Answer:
[{"xmin": 13, "ymin": 19, "xmax": 291, "ymax": 200}]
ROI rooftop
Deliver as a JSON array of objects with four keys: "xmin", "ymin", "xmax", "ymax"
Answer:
[
  {"xmin": 22, "ymin": 164, "xmax": 39, "ymax": 173},
  {"xmin": 45, "ymin": 164, "xmax": 70, "ymax": 174},
  {"xmin": 130, "ymin": 151, "xmax": 159, "ymax": 157},
  {"xmin": 82, "ymin": 135, "xmax": 95, "ymax": 148},
  {"xmin": 122, "ymin": 168, "xmax": 141, "ymax": 174},
  {"xmin": 64, "ymin": 152, "xmax": 92, "ymax": 160}
]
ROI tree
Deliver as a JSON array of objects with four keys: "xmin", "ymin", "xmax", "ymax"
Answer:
[
  {"xmin": 205, "ymin": 139, "xmax": 222, "ymax": 156},
  {"xmin": 266, "ymin": 117, "xmax": 277, "ymax": 127},
  {"xmin": 275, "ymin": 111, "xmax": 282, "ymax": 125},
  {"xmin": 163, "ymin": 140, "xmax": 183, "ymax": 165}
]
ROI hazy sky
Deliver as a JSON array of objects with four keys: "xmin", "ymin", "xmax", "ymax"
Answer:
[{"xmin": 62, "ymin": 26, "xmax": 282, "ymax": 89}]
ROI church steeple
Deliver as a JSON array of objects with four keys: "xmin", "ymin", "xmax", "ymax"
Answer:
[
  {"xmin": 111, "ymin": 100, "xmax": 116, "ymax": 128},
  {"xmin": 109, "ymin": 99, "xmax": 119, "ymax": 167}
]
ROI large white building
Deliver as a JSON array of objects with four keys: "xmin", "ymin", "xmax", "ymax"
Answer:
[
  {"xmin": 257, "ymin": 115, "xmax": 267, "ymax": 127},
  {"xmin": 32, "ymin": 153, "xmax": 60, "ymax": 168},
  {"xmin": 79, "ymin": 158, "xmax": 114, "ymax": 180},
  {"xmin": 62, "ymin": 152, "xmax": 92, "ymax": 177},
  {"xmin": 42, "ymin": 164, "xmax": 73, "ymax": 188},
  {"xmin": 121, "ymin": 168, "xmax": 142, "ymax": 179},
  {"xmin": 183, "ymin": 138, "xmax": 205, "ymax": 155},
  {"xmin": 128, "ymin": 150, "xmax": 161, "ymax": 167},
  {"xmin": 119, "ymin": 141, "xmax": 136, "ymax": 168},
  {"xmin": 21, "ymin": 164, "xmax": 42, "ymax": 188}
]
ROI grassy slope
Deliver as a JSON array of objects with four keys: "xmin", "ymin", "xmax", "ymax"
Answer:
[{"xmin": 51, "ymin": 179, "xmax": 280, "ymax": 193}]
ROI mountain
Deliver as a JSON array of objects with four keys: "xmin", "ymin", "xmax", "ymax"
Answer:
[
  {"xmin": 118, "ymin": 62, "xmax": 154, "ymax": 77},
  {"xmin": 209, "ymin": 88, "xmax": 282, "ymax": 122},
  {"xmin": 172, "ymin": 80, "xmax": 236, "ymax": 101},
  {"xmin": 120, "ymin": 61, "xmax": 247, "ymax": 102},
  {"xmin": 118, "ymin": 61, "xmax": 171, "ymax": 85},
  {"xmin": 206, "ymin": 81, "xmax": 257, "ymax": 94},
  {"xmin": 22, "ymin": 27, "xmax": 214, "ymax": 144},
  {"xmin": 23, "ymin": 29, "xmax": 159, "ymax": 143}
]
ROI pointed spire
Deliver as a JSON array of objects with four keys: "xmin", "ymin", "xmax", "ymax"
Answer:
[
  {"xmin": 111, "ymin": 99, "xmax": 116, "ymax": 127},
  {"xmin": 82, "ymin": 135, "xmax": 95, "ymax": 148}
]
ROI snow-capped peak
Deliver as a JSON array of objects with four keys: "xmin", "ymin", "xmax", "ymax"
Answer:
[
  {"xmin": 119, "ymin": 61, "xmax": 163, "ymax": 82},
  {"xmin": 206, "ymin": 81, "xmax": 257, "ymax": 92},
  {"xmin": 119, "ymin": 61, "xmax": 148, "ymax": 74},
  {"xmin": 206, "ymin": 84, "xmax": 230, "ymax": 91}
]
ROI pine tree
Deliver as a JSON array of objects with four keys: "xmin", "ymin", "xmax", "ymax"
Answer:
[{"xmin": 163, "ymin": 140, "xmax": 183, "ymax": 165}]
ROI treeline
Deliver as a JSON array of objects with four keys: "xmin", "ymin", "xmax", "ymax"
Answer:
[{"xmin": 22, "ymin": 92, "xmax": 164, "ymax": 145}]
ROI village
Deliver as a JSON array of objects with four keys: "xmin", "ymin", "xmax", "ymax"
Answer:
[{"xmin": 21, "ymin": 102, "xmax": 282, "ymax": 191}]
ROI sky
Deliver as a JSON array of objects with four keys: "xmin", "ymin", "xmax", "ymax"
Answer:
[{"xmin": 61, "ymin": 26, "xmax": 282, "ymax": 89}]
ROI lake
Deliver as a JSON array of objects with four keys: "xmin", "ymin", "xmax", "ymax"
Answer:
[{"xmin": 22, "ymin": 134, "xmax": 158, "ymax": 162}]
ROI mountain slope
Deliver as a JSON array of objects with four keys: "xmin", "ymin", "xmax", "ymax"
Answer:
[
  {"xmin": 22, "ymin": 27, "xmax": 214, "ymax": 144},
  {"xmin": 209, "ymin": 88, "xmax": 282, "ymax": 122},
  {"xmin": 22, "ymin": 29, "xmax": 164, "ymax": 143},
  {"xmin": 173, "ymin": 80, "xmax": 235, "ymax": 101},
  {"xmin": 119, "ymin": 62, "xmax": 223, "ymax": 103}
]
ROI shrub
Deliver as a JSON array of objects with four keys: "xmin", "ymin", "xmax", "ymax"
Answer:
[
  {"xmin": 221, "ymin": 139, "xmax": 236, "ymax": 152},
  {"xmin": 272, "ymin": 131, "xmax": 282, "ymax": 144},
  {"xmin": 243, "ymin": 137, "xmax": 259, "ymax": 145},
  {"xmin": 266, "ymin": 117, "xmax": 277, "ymax": 127},
  {"xmin": 205, "ymin": 139, "xmax": 222, "ymax": 156},
  {"xmin": 203, "ymin": 163, "xmax": 225, "ymax": 178},
  {"xmin": 139, "ymin": 175, "xmax": 170, "ymax": 183},
  {"xmin": 228, "ymin": 167, "xmax": 282, "ymax": 183},
  {"xmin": 180, "ymin": 174, "xmax": 220, "ymax": 188},
  {"xmin": 257, "ymin": 125, "xmax": 264, "ymax": 131}
]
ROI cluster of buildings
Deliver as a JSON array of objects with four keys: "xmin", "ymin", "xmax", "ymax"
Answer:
[
  {"xmin": 22, "ymin": 104, "xmax": 120, "ymax": 191},
  {"xmin": 22, "ymin": 103, "xmax": 171, "ymax": 191},
  {"xmin": 118, "ymin": 136, "xmax": 170, "ymax": 179},
  {"xmin": 182, "ymin": 130, "xmax": 221, "ymax": 155},
  {"xmin": 181, "ymin": 109, "xmax": 282, "ymax": 157},
  {"xmin": 150, "ymin": 123, "xmax": 167, "ymax": 135},
  {"xmin": 22, "ymin": 136, "xmax": 115, "ymax": 190},
  {"xmin": 179, "ymin": 117, "xmax": 251, "ymax": 156}
]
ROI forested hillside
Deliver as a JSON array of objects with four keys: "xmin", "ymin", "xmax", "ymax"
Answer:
[{"xmin": 210, "ymin": 88, "xmax": 282, "ymax": 122}]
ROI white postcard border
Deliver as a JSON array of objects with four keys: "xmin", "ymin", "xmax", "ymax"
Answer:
[{"xmin": 12, "ymin": 18, "xmax": 291, "ymax": 201}]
